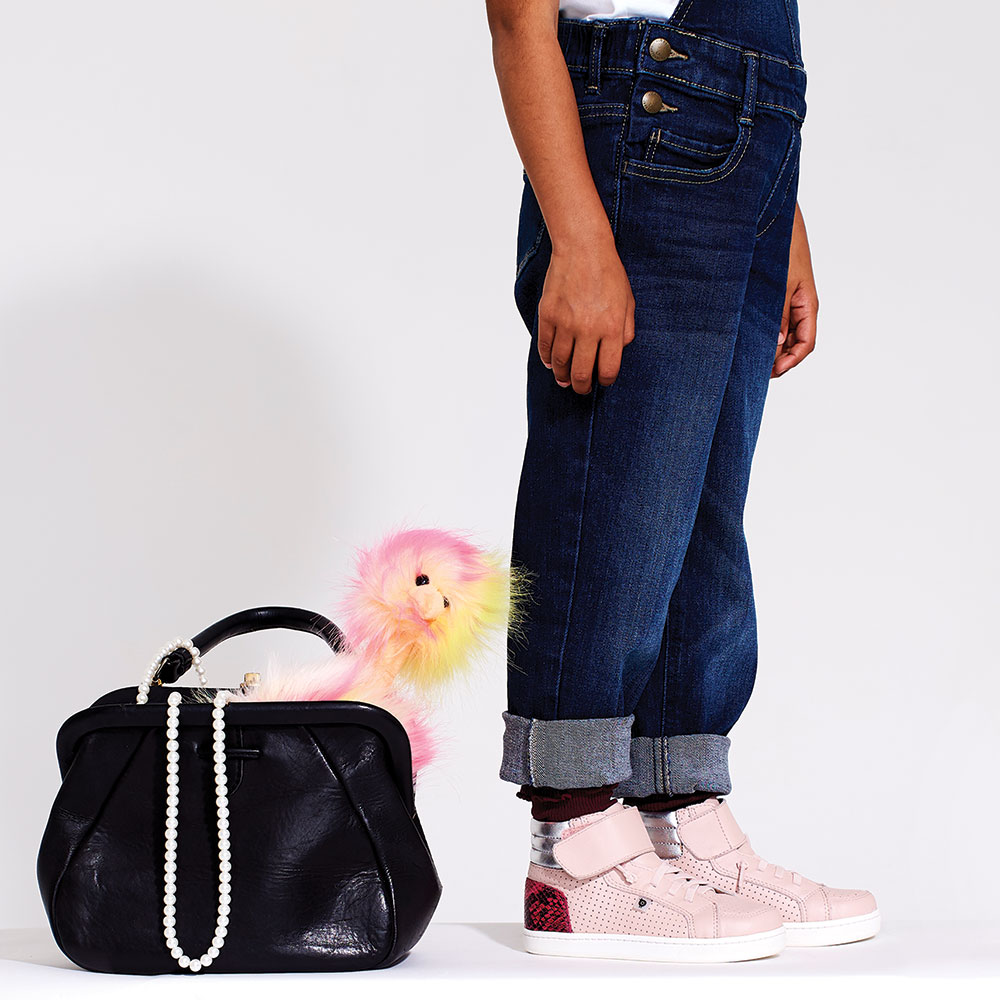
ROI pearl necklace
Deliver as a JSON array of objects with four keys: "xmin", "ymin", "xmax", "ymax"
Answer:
[
  {"xmin": 137, "ymin": 639, "xmax": 232, "ymax": 973},
  {"xmin": 136, "ymin": 637, "xmax": 206, "ymax": 704}
]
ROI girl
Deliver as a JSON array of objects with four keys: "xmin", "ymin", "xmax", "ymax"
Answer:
[{"xmin": 486, "ymin": 0, "xmax": 878, "ymax": 961}]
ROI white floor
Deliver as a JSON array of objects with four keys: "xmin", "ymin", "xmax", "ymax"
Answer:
[{"xmin": 2, "ymin": 922, "xmax": 997, "ymax": 999}]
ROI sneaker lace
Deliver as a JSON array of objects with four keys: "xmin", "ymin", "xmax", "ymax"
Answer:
[
  {"xmin": 739, "ymin": 848, "xmax": 803, "ymax": 886},
  {"xmin": 614, "ymin": 857, "xmax": 718, "ymax": 904}
]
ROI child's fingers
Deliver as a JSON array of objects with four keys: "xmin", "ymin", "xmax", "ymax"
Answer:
[
  {"xmin": 596, "ymin": 335, "xmax": 624, "ymax": 387},
  {"xmin": 569, "ymin": 338, "xmax": 598, "ymax": 394},
  {"xmin": 550, "ymin": 327, "xmax": 575, "ymax": 387},
  {"xmin": 537, "ymin": 316, "xmax": 556, "ymax": 369}
]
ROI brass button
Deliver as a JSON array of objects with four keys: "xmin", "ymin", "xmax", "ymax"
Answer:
[
  {"xmin": 649, "ymin": 37, "xmax": 673, "ymax": 61},
  {"xmin": 641, "ymin": 90, "xmax": 664, "ymax": 114}
]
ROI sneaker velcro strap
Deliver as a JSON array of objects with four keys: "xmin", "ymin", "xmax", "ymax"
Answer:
[
  {"xmin": 680, "ymin": 802, "xmax": 747, "ymax": 860},
  {"xmin": 552, "ymin": 806, "xmax": 653, "ymax": 879}
]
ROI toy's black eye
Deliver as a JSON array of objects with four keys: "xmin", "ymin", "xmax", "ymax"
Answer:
[
  {"xmin": 415, "ymin": 574, "xmax": 429, "ymax": 586},
  {"xmin": 442, "ymin": 597, "xmax": 450, "ymax": 608}
]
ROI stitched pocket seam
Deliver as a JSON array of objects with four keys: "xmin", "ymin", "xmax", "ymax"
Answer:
[{"xmin": 623, "ymin": 122, "xmax": 751, "ymax": 185}]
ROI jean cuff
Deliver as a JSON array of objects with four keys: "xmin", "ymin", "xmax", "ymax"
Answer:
[
  {"xmin": 499, "ymin": 711, "xmax": 634, "ymax": 788},
  {"xmin": 615, "ymin": 734, "xmax": 732, "ymax": 798}
]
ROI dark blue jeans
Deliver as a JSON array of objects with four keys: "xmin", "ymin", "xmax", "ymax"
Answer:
[{"xmin": 500, "ymin": 1, "xmax": 807, "ymax": 798}]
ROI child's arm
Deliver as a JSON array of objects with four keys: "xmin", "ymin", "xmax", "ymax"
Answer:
[{"xmin": 487, "ymin": 0, "xmax": 635, "ymax": 394}]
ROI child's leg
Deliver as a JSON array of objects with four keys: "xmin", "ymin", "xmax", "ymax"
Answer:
[
  {"xmin": 501, "ymin": 191, "xmax": 760, "ymax": 797},
  {"xmin": 620, "ymin": 192, "xmax": 798, "ymax": 802}
]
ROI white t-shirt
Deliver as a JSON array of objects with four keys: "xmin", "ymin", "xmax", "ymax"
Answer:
[{"xmin": 560, "ymin": 1, "xmax": 680, "ymax": 19}]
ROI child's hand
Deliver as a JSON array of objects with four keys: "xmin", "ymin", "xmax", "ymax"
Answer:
[
  {"xmin": 773, "ymin": 203, "xmax": 818, "ymax": 377},
  {"xmin": 537, "ymin": 231, "xmax": 636, "ymax": 394}
]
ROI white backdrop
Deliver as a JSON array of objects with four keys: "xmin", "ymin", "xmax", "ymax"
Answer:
[{"xmin": 1, "ymin": 1, "xmax": 997, "ymax": 932}]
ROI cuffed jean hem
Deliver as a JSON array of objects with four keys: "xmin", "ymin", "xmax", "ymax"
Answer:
[
  {"xmin": 499, "ymin": 711, "xmax": 634, "ymax": 788},
  {"xmin": 615, "ymin": 734, "xmax": 732, "ymax": 798}
]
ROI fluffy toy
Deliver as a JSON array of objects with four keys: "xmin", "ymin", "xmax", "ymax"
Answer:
[
  {"xmin": 339, "ymin": 527, "xmax": 513, "ymax": 693},
  {"xmin": 230, "ymin": 527, "xmax": 521, "ymax": 777},
  {"xmin": 238, "ymin": 654, "xmax": 438, "ymax": 774}
]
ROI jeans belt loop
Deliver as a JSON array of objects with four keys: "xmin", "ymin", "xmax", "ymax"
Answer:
[
  {"xmin": 586, "ymin": 22, "xmax": 606, "ymax": 92},
  {"xmin": 740, "ymin": 51, "xmax": 759, "ymax": 125}
]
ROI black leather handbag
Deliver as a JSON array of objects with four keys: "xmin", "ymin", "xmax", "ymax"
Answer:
[{"xmin": 37, "ymin": 606, "xmax": 442, "ymax": 974}]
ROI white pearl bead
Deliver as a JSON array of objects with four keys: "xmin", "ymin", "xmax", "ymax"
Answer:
[
  {"xmin": 219, "ymin": 860, "xmax": 231, "ymax": 873},
  {"xmin": 163, "ymin": 915, "xmax": 175, "ymax": 928},
  {"xmin": 217, "ymin": 915, "xmax": 229, "ymax": 928},
  {"xmin": 167, "ymin": 740, "xmax": 178, "ymax": 751},
  {"xmin": 207, "ymin": 946, "xmax": 220, "ymax": 959},
  {"xmin": 218, "ymin": 903, "xmax": 230, "ymax": 916},
  {"xmin": 165, "ymin": 849, "xmax": 176, "ymax": 862},
  {"xmin": 212, "ymin": 936, "xmax": 225, "ymax": 949},
  {"xmin": 163, "ymin": 904, "xmax": 175, "ymax": 916},
  {"xmin": 189, "ymin": 959, "xmax": 202, "ymax": 972},
  {"xmin": 177, "ymin": 955, "xmax": 190, "ymax": 968},
  {"xmin": 170, "ymin": 946, "xmax": 183, "ymax": 959},
  {"xmin": 219, "ymin": 848, "xmax": 230, "ymax": 861}
]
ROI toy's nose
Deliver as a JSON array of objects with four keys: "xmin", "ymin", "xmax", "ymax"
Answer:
[{"xmin": 411, "ymin": 584, "xmax": 449, "ymax": 622}]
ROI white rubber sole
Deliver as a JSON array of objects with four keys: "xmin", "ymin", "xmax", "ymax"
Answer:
[
  {"xmin": 524, "ymin": 926, "xmax": 786, "ymax": 964},
  {"xmin": 784, "ymin": 909, "xmax": 881, "ymax": 947}
]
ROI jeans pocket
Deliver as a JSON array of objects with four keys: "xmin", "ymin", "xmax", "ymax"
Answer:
[
  {"xmin": 624, "ymin": 119, "xmax": 751, "ymax": 184},
  {"xmin": 623, "ymin": 80, "xmax": 750, "ymax": 185}
]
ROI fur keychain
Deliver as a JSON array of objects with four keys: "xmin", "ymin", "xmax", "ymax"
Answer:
[{"xmin": 228, "ymin": 528, "xmax": 525, "ymax": 777}]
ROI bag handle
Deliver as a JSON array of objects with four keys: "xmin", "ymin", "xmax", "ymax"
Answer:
[{"xmin": 136, "ymin": 607, "xmax": 347, "ymax": 703}]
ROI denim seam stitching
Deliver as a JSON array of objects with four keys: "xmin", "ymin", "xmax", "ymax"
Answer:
[
  {"xmin": 665, "ymin": 25, "xmax": 806, "ymax": 71},
  {"xmin": 782, "ymin": 0, "xmax": 803, "ymax": 65},
  {"xmin": 755, "ymin": 127, "xmax": 800, "ymax": 239},
  {"xmin": 754, "ymin": 119, "xmax": 797, "ymax": 228},
  {"xmin": 641, "ymin": 72, "xmax": 740, "ymax": 104},
  {"xmin": 623, "ymin": 122, "xmax": 751, "ymax": 185},
  {"xmin": 654, "ymin": 133, "xmax": 728, "ymax": 157},
  {"xmin": 756, "ymin": 100, "xmax": 805, "ymax": 123}
]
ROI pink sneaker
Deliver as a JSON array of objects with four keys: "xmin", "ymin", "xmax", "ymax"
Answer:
[
  {"xmin": 642, "ymin": 798, "xmax": 880, "ymax": 947},
  {"xmin": 523, "ymin": 802, "xmax": 785, "ymax": 962}
]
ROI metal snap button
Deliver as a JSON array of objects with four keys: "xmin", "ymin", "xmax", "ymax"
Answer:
[
  {"xmin": 649, "ymin": 37, "xmax": 673, "ymax": 61},
  {"xmin": 641, "ymin": 90, "xmax": 664, "ymax": 114}
]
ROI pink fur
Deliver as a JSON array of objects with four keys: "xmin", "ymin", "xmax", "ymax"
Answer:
[
  {"xmin": 338, "ymin": 527, "xmax": 508, "ymax": 691},
  {"xmin": 224, "ymin": 527, "xmax": 510, "ymax": 779},
  {"xmin": 236, "ymin": 654, "xmax": 437, "ymax": 775}
]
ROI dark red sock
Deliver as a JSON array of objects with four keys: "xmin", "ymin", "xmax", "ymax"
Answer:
[
  {"xmin": 623, "ymin": 791, "xmax": 718, "ymax": 812},
  {"xmin": 517, "ymin": 783, "xmax": 618, "ymax": 822}
]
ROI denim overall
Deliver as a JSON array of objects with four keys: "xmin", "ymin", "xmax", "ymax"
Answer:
[{"xmin": 502, "ymin": 1, "xmax": 808, "ymax": 798}]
